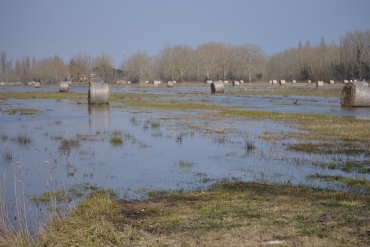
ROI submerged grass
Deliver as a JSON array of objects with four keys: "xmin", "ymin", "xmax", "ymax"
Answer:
[
  {"xmin": 314, "ymin": 160, "xmax": 370, "ymax": 174},
  {"xmin": 59, "ymin": 138, "xmax": 79, "ymax": 155},
  {"xmin": 287, "ymin": 141, "xmax": 369, "ymax": 156},
  {"xmin": 11, "ymin": 181, "xmax": 368, "ymax": 247},
  {"xmin": 4, "ymin": 108, "xmax": 39, "ymax": 115},
  {"xmin": 308, "ymin": 174, "xmax": 370, "ymax": 189}
]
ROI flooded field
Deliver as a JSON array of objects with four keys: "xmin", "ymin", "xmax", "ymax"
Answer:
[{"xmin": 1, "ymin": 83, "xmax": 370, "ymax": 225}]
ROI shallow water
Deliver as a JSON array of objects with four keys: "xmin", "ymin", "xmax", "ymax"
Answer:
[{"xmin": 1, "ymin": 84, "xmax": 370, "ymax": 226}]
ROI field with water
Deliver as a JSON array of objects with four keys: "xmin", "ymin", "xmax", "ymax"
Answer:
[{"xmin": 1, "ymin": 82, "xmax": 370, "ymax": 246}]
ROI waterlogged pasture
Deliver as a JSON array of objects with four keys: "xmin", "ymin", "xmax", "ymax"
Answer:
[{"xmin": 1, "ymin": 83, "xmax": 370, "ymax": 225}]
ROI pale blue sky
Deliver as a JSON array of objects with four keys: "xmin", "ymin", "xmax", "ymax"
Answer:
[{"xmin": 1, "ymin": 0, "xmax": 369, "ymax": 67}]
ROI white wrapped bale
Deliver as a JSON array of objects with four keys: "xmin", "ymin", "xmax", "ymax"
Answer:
[
  {"xmin": 88, "ymin": 82, "xmax": 110, "ymax": 105},
  {"xmin": 240, "ymin": 80, "xmax": 244, "ymax": 84},
  {"xmin": 34, "ymin": 82, "xmax": 41, "ymax": 88},
  {"xmin": 206, "ymin": 80, "xmax": 212, "ymax": 84},
  {"xmin": 59, "ymin": 81, "xmax": 70, "ymax": 92},
  {"xmin": 279, "ymin": 80, "xmax": 286, "ymax": 85},
  {"xmin": 292, "ymin": 80, "xmax": 296, "ymax": 83},
  {"xmin": 272, "ymin": 80, "xmax": 278, "ymax": 84},
  {"xmin": 224, "ymin": 80, "xmax": 229, "ymax": 84},
  {"xmin": 344, "ymin": 80, "xmax": 349, "ymax": 84},
  {"xmin": 308, "ymin": 80, "xmax": 311, "ymax": 83},
  {"xmin": 329, "ymin": 80, "xmax": 334, "ymax": 84},
  {"xmin": 211, "ymin": 80, "xmax": 224, "ymax": 93},
  {"xmin": 316, "ymin": 81, "xmax": 324, "ymax": 87},
  {"xmin": 167, "ymin": 81, "xmax": 174, "ymax": 87},
  {"xmin": 233, "ymin": 81, "xmax": 240, "ymax": 86}
]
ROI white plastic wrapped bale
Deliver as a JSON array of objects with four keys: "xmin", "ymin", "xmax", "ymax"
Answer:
[
  {"xmin": 88, "ymin": 82, "xmax": 110, "ymax": 105},
  {"xmin": 316, "ymin": 81, "xmax": 324, "ymax": 87},
  {"xmin": 59, "ymin": 81, "xmax": 70, "ymax": 92},
  {"xmin": 211, "ymin": 80, "xmax": 224, "ymax": 93}
]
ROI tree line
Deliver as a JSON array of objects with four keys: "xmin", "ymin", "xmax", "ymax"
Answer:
[{"xmin": 1, "ymin": 29, "xmax": 369, "ymax": 84}]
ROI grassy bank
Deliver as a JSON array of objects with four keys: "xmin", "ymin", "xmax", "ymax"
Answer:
[{"xmin": 2, "ymin": 181, "xmax": 369, "ymax": 246}]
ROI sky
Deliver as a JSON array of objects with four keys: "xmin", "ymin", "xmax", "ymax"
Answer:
[{"xmin": 1, "ymin": 0, "xmax": 370, "ymax": 68}]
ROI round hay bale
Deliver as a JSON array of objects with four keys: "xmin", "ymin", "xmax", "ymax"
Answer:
[
  {"xmin": 240, "ymin": 80, "xmax": 244, "ymax": 84},
  {"xmin": 292, "ymin": 80, "xmax": 296, "ymax": 83},
  {"xmin": 211, "ymin": 80, "xmax": 224, "ymax": 93},
  {"xmin": 279, "ymin": 80, "xmax": 286, "ymax": 85},
  {"xmin": 316, "ymin": 81, "xmax": 324, "ymax": 87},
  {"xmin": 167, "ymin": 81, "xmax": 174, "ymax": 87},
  {"xmin": 308, "ymin": 80, "xmax": 311, "ymax": 83},
  {"xmin": 272, "ymin": 80, "xmax": 278, "ymax": 84},
  {"xmin": 329, "ymin": 80, "xmax": 334, "ymax": 84},
  {"xmin": 59, "ymin": 81, "xmax": 70, "ymax": 92},
  {"xmin": 233, "ymin": 81, "xmax": 240, "ymax": 86},
  {"xmin": 88, "ymin": 82, "xmax": 110, "ymax": 105},
  {"xmin": 206, "ymin": 80, "xmax": 213, "ymax": 84},
  {"xmin": 34, "ymin": 82, "xmax": 41, "ymax": 88},
  {"xmin": 340, "ymin": 81, "xmax": 370, "ymax": 107},
  {"xmin": 344, "ymin": 80, "xmax": 349, "ymax": 84}
]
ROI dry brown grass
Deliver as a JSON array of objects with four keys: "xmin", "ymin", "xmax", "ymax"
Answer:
[{"xmin": 115, "ymin": 182, "xmax": 370, "ymax": 246}]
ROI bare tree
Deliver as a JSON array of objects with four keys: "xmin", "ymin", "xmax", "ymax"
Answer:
[
  {"xmin": 216, "ymin": 43, "xmax": 236, "ymax": 80},
  {"xmin": 157, "ymin": 45, "xmax": 176, "ymax": 81},
  {"xmin": 16, "ymin": 55, "xmax": 31, "ymax": 83},
  {"xmin": 197, "ymin": 42, "xmax": 219, "ymax": 81},
  {"xmin": 173, "ymin": 45, "xmax": 193, "ymax": 82},
  {"xmin": 70, "ymin": 52, "xmax": 92, "ymax": 82},
  {"xmin": 123, "ymin": 50, "xmax": 152, "ymax": 83},
  {"xmin": 34, "ymin": 55, "xmax": 69, "ymax": 83},
  {"xmin": 92, "ymin": 51, "xmax": 114, "ymax": 81},
  {"xmin": 236, "ymin": 44, "xmax": 265, "ymax": 81}
]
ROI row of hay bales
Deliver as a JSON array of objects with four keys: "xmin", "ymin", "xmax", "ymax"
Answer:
[
  {"xmin": 206, "ymin": 80, "xmax": 244, "ymax": 86},
  {"xmin": 269, "ymin": 80, "xmax": 337, "ymax": 84},
  {"xmin": 58, "ymin": 80, "xmax": 111, "ymax": 105},
  {"xmin": 26, "ymin": 81, "xmax": 41, "ymax": 88}
]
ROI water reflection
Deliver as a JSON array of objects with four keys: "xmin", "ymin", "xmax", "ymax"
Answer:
[{"xmin": 88, "ymin": 105, "xmax": 110, "ymax": 132}]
